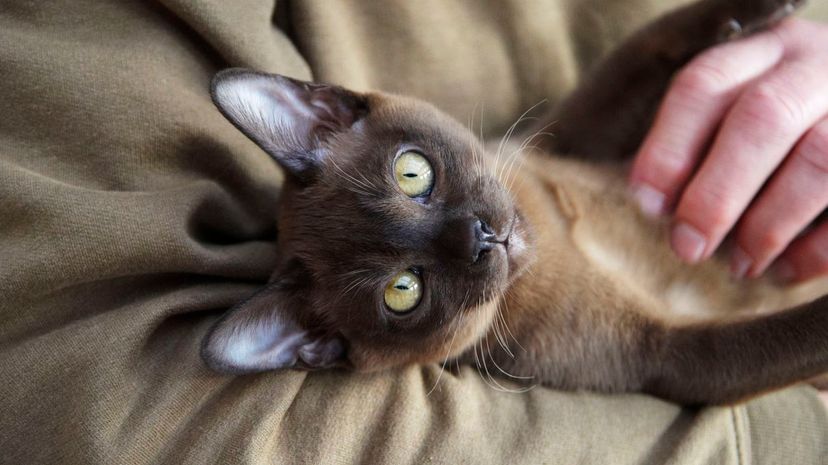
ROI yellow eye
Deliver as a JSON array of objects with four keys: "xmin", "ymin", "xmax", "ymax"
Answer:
[
  {"xmin": 384, "ymin": 270, "xmax": 423, "ymax": 313},
  {"xmin": 394, "ymin": 151, "xmax": 434, "ymax": 197}
]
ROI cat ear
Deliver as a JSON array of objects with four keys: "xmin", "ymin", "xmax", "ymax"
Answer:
[
  {"xmin": 210, "ymin": 68, "xmax": 369, "ymax": 181},
  {"xmin": 201, "ymin": 281, "xmax": 347, "ymax": 373}
]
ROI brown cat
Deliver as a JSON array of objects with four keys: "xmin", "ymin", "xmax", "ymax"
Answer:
[{"xmin": 201, "ymin": 0, "xmax": 828, "ymax": 405}]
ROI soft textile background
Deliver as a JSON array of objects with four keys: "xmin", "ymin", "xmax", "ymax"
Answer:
[{"xmin": 1, "ymin": 1, "xmax": 827, "ymax": 464}]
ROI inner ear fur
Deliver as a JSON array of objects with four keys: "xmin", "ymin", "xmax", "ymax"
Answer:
[
  {"xmin": 200, "ymin": 267, "xmax": 347, "ymax": 374},
  {"xmin": 210, "ymin": 68, "xmax": 369, "ymax": 181}
]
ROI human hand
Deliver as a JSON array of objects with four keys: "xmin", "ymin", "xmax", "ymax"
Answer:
[{"xmin": 629, "ymin": 18, "xmax": 828, "ymax": 283}]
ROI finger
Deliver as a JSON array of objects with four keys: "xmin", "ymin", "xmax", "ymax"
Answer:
[
  {"xmin": 671, "ymin": 56, "xmax": 828, "ymax": 263},
  {"xmin": 629, "ymin": 30, "xmax": 785, "ymax": 216},
  {"xmin": 772, "ymin": 221, "xmax": 828, "ymax": 283},
  {"xmin": 733, "ymin": 117, "xmax": 828, "ymax": 277}
]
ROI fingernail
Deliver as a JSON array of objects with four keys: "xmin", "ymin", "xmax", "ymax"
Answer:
[
  {"xmin": 730, "ymin": 247, "xmax": 753, "ymax": 279},
  {"xmin": 771, "ymin": 259, "xmax": 796, "ymax": 284},
  {"xmin": 671, "ymin": 222, "xmax": 707, "ymax": 263},
  {"xmin": 631, "ymin": 183, "xmax": 666, "ymax": 217}
]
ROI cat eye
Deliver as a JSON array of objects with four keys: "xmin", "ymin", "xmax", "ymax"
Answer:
[
  {"xmin": 383, "ymin": 270, "xmax": 423, "ymax": 313},
  {"xmin": 394, "ymin": 151, "xmax": 434, "ymax": 198}
]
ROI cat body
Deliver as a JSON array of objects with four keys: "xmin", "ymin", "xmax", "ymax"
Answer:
[
  {"xmin": 201, "ymin": 0, "xmax": 828, "ymax": 405},
  {"xmin": 482, "ymin": 144, "xmax": 826, "ymax": 401}
]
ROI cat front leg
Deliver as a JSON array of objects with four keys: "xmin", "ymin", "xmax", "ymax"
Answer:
[
  {"xmin": 491, "ymin": 287, "xmax": 827, "ymax": 405},
  {"xmin": 525, "ymin": 0, "xmax": 806, "ymax": 162},
  {"xmin": 642, "ymin": 294, "xmax": 828, "ymax": 405}
]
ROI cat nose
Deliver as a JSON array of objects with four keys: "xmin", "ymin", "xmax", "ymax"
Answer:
[
  {"xmin": 471, "ymin": 218, "xmax": 500, "ymax": 263},
  {"xmin": 476, "ymin": 219, "xmax": 497, "ymax": 244},
  {"xmin": 438, "ymin": 217, "xmax": 499, "ymax": 264}
]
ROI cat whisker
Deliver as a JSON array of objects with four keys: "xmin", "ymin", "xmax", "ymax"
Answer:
[
  {"xmin": 480, "ymin": 330, "xmax": 533, "ymax": 393},
  {"xmin": 340, "ymin": 277, "xmax": 366, "ymax": 298},
  {"xmin": 501, "ymin": 122, "xmax": 557, "ymax": 193},
  {"xmin": 502, "ymin": 139, "xmax": 531, "ymax": 193},
  {"xmin": 496, "ymin": 127, "xmax": 525, "ymax": 184},
  {"xmin": 336, "ymin": 175, "xmax": 374, "ymax": 197},
  {"xmin": 328, "ymin": 161, "xmax": 374, "ymax": 196},
  {"xmin": 478, "ymin": 337, "xmax": 497, "ymax": 389},
  {"xmin": 471, "ymin": 306, "xmax": 534, "ymax": 393},
  {"xmin": 355, "ymin": 169, "xmax": 382, "ymax": 193},
  {"xmin": 342, "ymin": 186, "xmax": 372, "ymax": 197},
  {"xmin": 495, "ymin": 100, "xmax": 546, "ymax": 160},
  {"xmin": 489, "ymin": 304, "xmax": 510, "ymax": 357},
  {"xmin": 466, "ymin": 102, "xmax": 487, "ymax": 180},
  {"xmin": 339, "ymin": 272, "xmax": 379, "ymax": 300},
  {"xmin": 483, "ymin": 321, "xmax": 534, "ymax": 382},
  {"xmin": 505, "ymin": 156, "xmax": 526, "ymax": 194},
  {"xmin": 340, "ymin": 268, "xmax": 373, "ymax": 277},
  {"xmin": 475, "ymin": 338, "xmax": 502, "ymax": 392},
  {"xmin": 485, "ymin": 298, "xmax": 515, "ymax": 371},
  {"xmin": 494, "ymin": 100, "xmax": 547, "ymax": 184},
  {"xmin": 470, "ymin": 298, "xmax": 489, "ymax": 388},
  {"xmin": 429, "ymin": 287, "xmax": 481, "ymax": 397},
  {"xmin": 491, "ymin": 295, "xmax": 515, "ymax": 359},
  {"xmin": 498, "ymin": 290, "xmax": 527, "ymax": 354},
  {"xmin": 329, "ymin": 156, "xmax": 380, "ymax": 197},
  {"xmin": 480, "ymin": 103, "xmax": 494, "ymax": 181},
  {"xmin": 474, "ymin": 142, "xmax": 486, "ymax": 181},
  {"xmin": 479, "ymin": 101, "xmax": 485, "ymax": 148},
  {"xmin": 492, "ymin": 317, "xmax": 512, "ymax": 359},
  {"xmin": 472, "ymin": 330, "xmax": 484, "ymax": 386},
  {"xmin": 503, "ymin": 142, "xmax": 541, "ymax": 194},
  {"xmin": 467, "ymin": 296, "xmax": 528, "ymax": 392},
  {"xmin": 427, "ymin": 295, "xmax": 468, "ymax": 397}
]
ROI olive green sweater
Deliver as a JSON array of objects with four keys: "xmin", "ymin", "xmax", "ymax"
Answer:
[{"xmin": 1, "ymin": 1, "xmax": 827, "ymax": 463}]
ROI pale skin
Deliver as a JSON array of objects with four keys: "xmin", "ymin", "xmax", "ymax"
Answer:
[
  {"xmin": 629, "ymin": 18, "xmax": 828, "ymax": 284},
  {"xmin": 629, "ymin": 17, "xmax": 828, "ymax": 411}
]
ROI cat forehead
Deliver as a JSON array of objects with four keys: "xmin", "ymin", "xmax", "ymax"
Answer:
[
  {"xmin": 359, "ymin": 93, "xmax": 477, "ymax": 143},
  {"xmin": 316, "ymin": 102, "xmax": 483, "ymax": 183}
]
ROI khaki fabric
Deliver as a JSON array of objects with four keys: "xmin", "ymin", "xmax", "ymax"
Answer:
[{"xmin": 1, "ymin": 1, "xmax": 827, "ymax": 464}]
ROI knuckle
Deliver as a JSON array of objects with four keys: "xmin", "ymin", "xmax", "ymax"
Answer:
[
  {"xmin": 789, "ymin": 227, "xmax": 828, "ymax": 278},
  {"xmin": 683, "ymin": 187, "xmax": 736, "ymax": 233},
  {"xmin": 813, "ymin": 233, "xmax": 828, "ymax": 264},
  {"xmin": 642, "ymin": 142, "xmax": 691, "ymax": 179},
  {"xmin": 673, "ymin": 61, "xmax": 730, "ymax": 98},
  {"xmin": 755, "ymin": 229, "xmax": 788, "ymax": 256},
  {"xmin": 705, "ymin": 205, "xmax": 734, "ymax": 232},
  {"xmin": 798, "ymin": 124, "xmax": 828, "ymax": 174},
  {"xmin": 806, "ymin": 251, "xmax": 828, "ymax": 275},
  {"xmin": 737, "ymin": 207, "xmax": 794, "ymax": 260},
  {"xmin": 737, "ymin": 82, "xmax": 805, "ymax": 134}
]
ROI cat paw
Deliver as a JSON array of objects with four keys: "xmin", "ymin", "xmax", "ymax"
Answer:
[{"xmin": 717, "ymin": 0, "xmax": 807, "ymax": 41}]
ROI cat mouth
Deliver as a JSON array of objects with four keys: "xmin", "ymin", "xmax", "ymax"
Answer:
[
  {"xmin": 503, "ymin": 212, "xmax": 530, "ymax": 279},
  {"xmin": 501, "ymin": 212, "xmax": 521, "ymax": 250},
  {"xmin": 503, "ymin": 214, "xmax": 518, "ymax": 249}
]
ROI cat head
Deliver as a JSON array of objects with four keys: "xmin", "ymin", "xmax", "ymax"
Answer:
[{"xmin": 201, "ymin": 69, "xmax": 532, "ymax": 374}]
